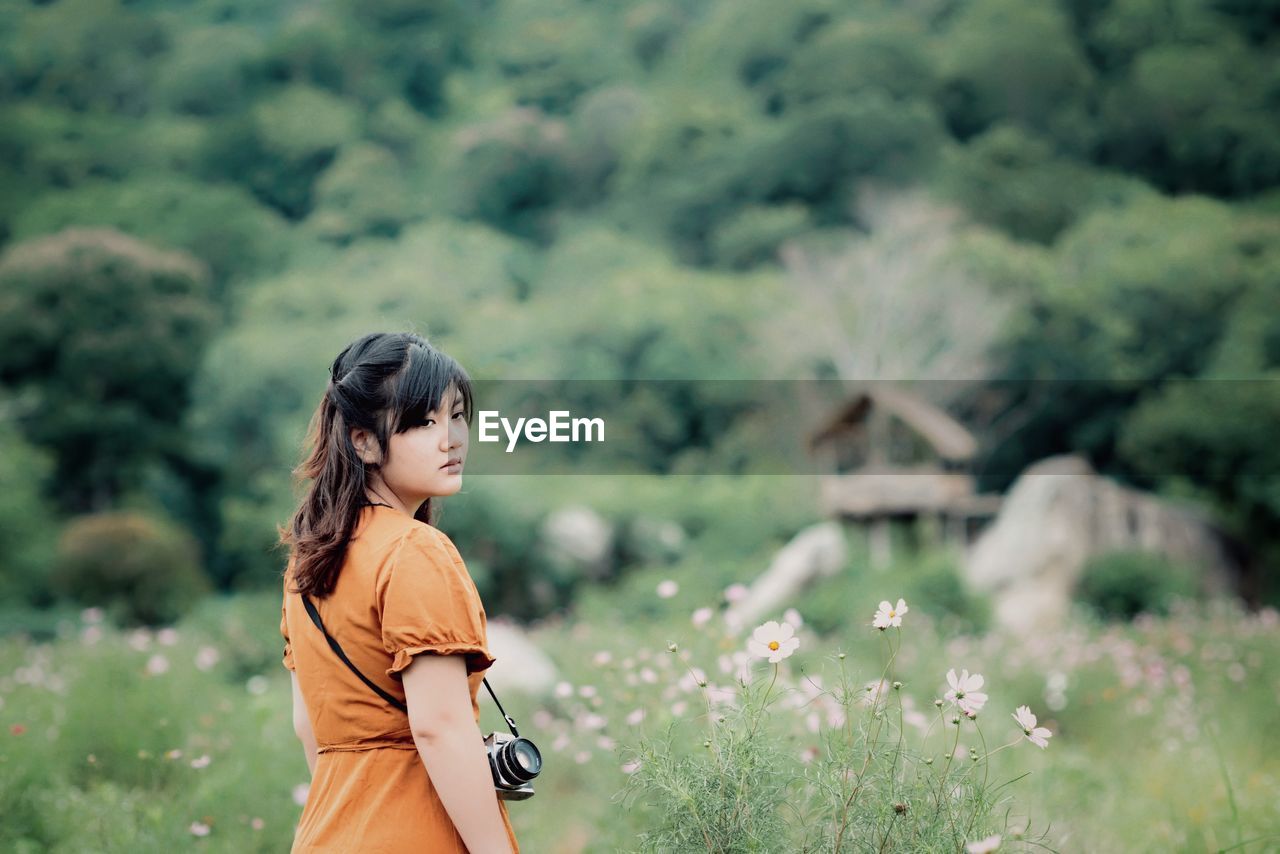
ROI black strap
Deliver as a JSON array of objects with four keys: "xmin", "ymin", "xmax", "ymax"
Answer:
[
  {"xmin": 301, "ymin": 593, "xmax": 520, "ymax": 736},
  {"xmin": 484, "ymin": 678, "xmax": 520, "ymax": 737}
]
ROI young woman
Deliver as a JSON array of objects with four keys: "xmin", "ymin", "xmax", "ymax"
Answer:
[{"xmin": 279, "ymin": 331, "xmax": 518, "ymax": 853}]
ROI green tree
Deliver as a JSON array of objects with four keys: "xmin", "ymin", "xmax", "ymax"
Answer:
[
  {"xmin": 447, "ymin": 107, "xmax": 571, "ymax": 241},
  {"xmin": 769, "ymin": 19, "xmax": 939, "ymax": 110},
  {"xmin": 0, "ymin": 412, "xmax": 57, "ymax": 608},
  {"xmin": 0, "ymin": 228, "xmax": 217, "ymax": 512},
  {"xmin": 1098, "ymin": 41, "xmax": 1280, "ymax": 195},
  {"xmin": 941, "ymin": 124, "xmax": 1153, "ymax": 244},
  {"xmin": 938, "ymin": 0, "xmax": 1096, "ymax": 148},
  {"xmin": 2, "ymin": 0, "xmax": 168, "ymax": 115},
  {"xmin": 309, "ymin": 143, "xmax": 425, "ymax": 242},
  {"xmin": 201, "ymin": 84, "xmax": 362, "ymax": 219},
  {"xmin": 988, "ymin": 198, "xmax": 1280, "ymax": 599},
  {"xmin": 12, "ymin": 174, "xmax": 291, "ymax": 291},
  {"xmin": 154, "ymin": 24, "xmax": 266, "ymax": 117}
]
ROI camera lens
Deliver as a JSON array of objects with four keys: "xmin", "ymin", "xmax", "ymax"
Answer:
[
  {"xmin": 497, "ymin": 738, "xmax": 542, "ymax": 782},
  {"xmin": 512, "ymin": 739, "xmax": 542, "ymax": 775}
]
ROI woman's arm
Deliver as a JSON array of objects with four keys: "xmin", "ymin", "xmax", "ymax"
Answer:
[
  {"xmin": 402, "ymin": 654, "xmax": 513, "ymax": 854},
  {"xmin": 291, "ymin": 672, "xmax": 319, "ymax": 776}
]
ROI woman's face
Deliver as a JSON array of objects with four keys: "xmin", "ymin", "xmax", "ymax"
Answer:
[{"xmin": 357, "ymin": 384, "xmax": 469, "ymax": 510}]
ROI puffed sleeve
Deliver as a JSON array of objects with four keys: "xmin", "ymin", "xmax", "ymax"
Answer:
[
  {"xmin": 281, "ymin": 573, "xmax": 296, "ymax": 672},
  {"xmin": 378, "ymin": 525, "xmax": 496, "ymax": 679}
]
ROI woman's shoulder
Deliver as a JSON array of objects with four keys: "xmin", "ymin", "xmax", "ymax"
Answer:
[{"xmin": 392, "ymin": 519, "xmax": 467, "ymax": 572}]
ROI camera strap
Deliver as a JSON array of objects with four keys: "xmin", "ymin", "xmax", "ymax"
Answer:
[{"xmin": 301, "ymin": 593, "xmax": 520, "ymax": 737}]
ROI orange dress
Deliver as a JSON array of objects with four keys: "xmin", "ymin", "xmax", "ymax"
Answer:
[{"xmin": 280, "ymin": 503, "xmax": 519, "ymax": 853}]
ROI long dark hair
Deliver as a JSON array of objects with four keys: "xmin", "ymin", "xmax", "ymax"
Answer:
[{"xmin": 280, "ymin": 331, "xmax": 474, "ymax": 598}]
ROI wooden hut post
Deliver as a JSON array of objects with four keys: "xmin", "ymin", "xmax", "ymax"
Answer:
[{"xmin": 870, "ymin": 517, "xmax": 892, "ymax": 571}]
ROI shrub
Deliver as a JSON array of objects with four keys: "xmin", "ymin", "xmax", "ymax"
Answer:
[
  {"xmin": 1075, "ymin": 550, "xmax": 1200, "ymax": 621},
  {"xmin": 797, "ymin": 548, "xmax": 990, "ymax": 637},
  {"xmin": 51, "ymin": 512, "xmax": 211, "ymax": 627},
  {"xmin": 899, "ymin": 551, "xmax": 991, "ymax": 635}
]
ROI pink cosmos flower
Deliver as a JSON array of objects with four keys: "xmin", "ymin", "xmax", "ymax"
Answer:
[
  {"xmin": 194, "ymin": 646, "xmax": 220, "ymax": 672},
  {"xmin": 692, "ymin": 607, "xmax": 714, "ymax": 628},
  {"xmin": 873, "ymin": 598, "xmax": 908, "ymax": 629},
  {"xmin": 965, "ymin": 834, "xmax": 1001, "ymax": 853},
  {"xmin": 656, "ymin": 580, "xmax": 679, "ymax": 599},
  {"xmin": 1012, "ymin": 705, "xmax": 1052, "ymax": 749},
  {"xmin": 944, "ymin": 669, "xmax": 988, "ymax": 714},
  {"xmin": 748, "ymin": 621, "xmax": 800, "ymax": 663}
]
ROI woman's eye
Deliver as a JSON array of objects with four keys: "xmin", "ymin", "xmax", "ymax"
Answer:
[{"xmin": 452, "ymin": 410, "xmax": 465, "ymax": 420}]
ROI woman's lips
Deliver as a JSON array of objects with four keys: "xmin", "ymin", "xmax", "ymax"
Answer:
[{"xmin": 441, "ymin": 460, "xmax": 463, "ymax": 472}]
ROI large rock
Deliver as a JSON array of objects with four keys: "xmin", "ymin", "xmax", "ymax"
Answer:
[
  {"xmin": 963, "ymin": 455, "xmax": 1237, "ymax": 633},
  {"xmin": 726, "ymin": 521, "xmax": 848, "ymax": 629},
  {"xmin": 486, "ymin": 618, "xmax": 558, "ymax": 696}
]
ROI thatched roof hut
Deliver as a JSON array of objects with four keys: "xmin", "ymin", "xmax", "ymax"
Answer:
[
  {"xmin": 809, "ymin": 384, "xmax": 977, "ymax": 467},
  {"xmin": 807, "ymin": 384, "xmax": 999, "ymax": 523}
]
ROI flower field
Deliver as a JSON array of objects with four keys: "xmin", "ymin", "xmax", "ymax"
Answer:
[{"xmin": 2, "ymin": 567, "xmax": 1277, "ymax": 852}]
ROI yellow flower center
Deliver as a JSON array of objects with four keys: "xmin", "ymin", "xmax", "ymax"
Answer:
[
  {"xmin": 768, "ymin": 641, "xmax": 780, "ymax": 651},
  {"xmin": 888, "ymin": 610, "xmax": 896, "ymax": 617}
]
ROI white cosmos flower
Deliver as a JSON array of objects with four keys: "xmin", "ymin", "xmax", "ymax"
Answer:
[
  {"xmin": 1012, "ymin": 705, "xmax": 1052, "ymax": 749},
  {"xmin": 944, "ymin": 668, "xmax": 988, "ymax": 714},
  {"xmin": 748, "ymin": 621, "xmax": 799, "ymax": 663},
  {"xmin": 873, "ymin": 598, "xmax": 908, "ymax": 629},
  {"xmin": 965, "ymin": 834, "xmax": 1001, "ymax": 853}
]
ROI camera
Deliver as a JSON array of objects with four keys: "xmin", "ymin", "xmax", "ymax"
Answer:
[{"xmin": 483, "ymin": 731, "xmax": 542, "ymax": 800}]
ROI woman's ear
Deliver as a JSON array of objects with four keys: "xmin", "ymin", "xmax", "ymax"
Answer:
[{"xmin": 349, "ymin": 427, "xmax": 381, "ymax": 465}]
